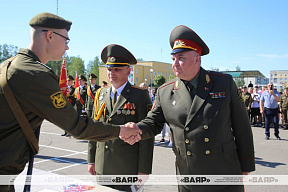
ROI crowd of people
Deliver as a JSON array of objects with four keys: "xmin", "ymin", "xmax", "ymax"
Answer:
[{"xmin": 239, "ymin": 82, "xmax": 288, "ymax": 140}]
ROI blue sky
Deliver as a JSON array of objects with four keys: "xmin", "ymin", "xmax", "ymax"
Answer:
[{"xmin": 1, "ymin": 0, "xmax": 287, "ymax": 78}]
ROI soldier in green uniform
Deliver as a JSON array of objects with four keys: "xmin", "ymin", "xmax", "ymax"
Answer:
[
  {"xmin": 127, "ymin": 25, "xmax": 255, "ymax": 192},
  {"xmin": 280, "ymin": 87, "xmax": 288, "ymax": 130},
  {"xmin": 85, "ymin": 73, "xmax": 101, "ymax": 118},
  {"xmin": 74, "ymin": 74, "xmax": 87, "ymax": 115},
  {"xmin": 87, "ymin": 44, "xmax": 154, "ymax": 192},
  {"xmin": 242, "ymin": 86, "xmax": 252, "ymax": 118},
  {"xmin": 62, "ymin": 75, "xmax": 76, "ymax": 136},
  {"xmin": 0, "ymin": 12, "xmax": 141, "ymax": 192}
]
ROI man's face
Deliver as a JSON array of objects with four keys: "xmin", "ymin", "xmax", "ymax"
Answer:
[
  {"xmin": 49, "ymin": 29, "xmax": 69, "ymax": 61},
  {"xmin": 284, "ymin": 89, "xmax": 288, "ymax": 95},
  {"xmin": 89, "ymin": 78, "xmax": 97, "ymax": 86},
  {"xmin": 107, "ymin": 66, "xmax": 131, "ymax": 88},
  {"xmin": 67, "ymin": 80, "xmax": 73, "ymax": 86},
  {"xmin": 79, "ymin": 79, "xmax": 86, "ymax": 86},
  {"xmin": 171, "ymin": 51, "xmax": 200, "ymax": 81},
  {"xmin": 268, "ymin": 83, "xmax": 273, "ymax": 90}
]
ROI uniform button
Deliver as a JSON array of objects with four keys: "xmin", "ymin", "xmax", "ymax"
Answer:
[
  {"xmin": 205, "ymin": 150, "xmax": 210, "ymax": 155},
  {"xmin": 204, "ymin": 138, "xmax": 209, "ymax": 143},
  {"xmin": 203, "ymin": 125, "xmax": 208, "ymax": 130},
  {"xmin": 105, "ymin": 145, "xmax": 109, "ymax": 149},
  {"xmin": 185, "ymin": 139, "xmax": 190, "ymax": 144},
  {"xmin": 185, "ymin": 127, "xmax": 189, "ymax": 131},
  {"xmin": 187, "ymin": 151, "xmax": 191, "ymax": 156},
  {"xmin": 108, "ymin": 118, "xmax": 112, "ymax": 121}
]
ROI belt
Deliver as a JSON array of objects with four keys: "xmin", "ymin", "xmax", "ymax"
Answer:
[{"xmin": 264, "ymin": 107, "xmax": 277, "ymax": 110}]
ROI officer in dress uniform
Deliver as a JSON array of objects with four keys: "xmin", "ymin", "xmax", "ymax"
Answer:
[
  {"xmin": 85, "ymin": 73, "xmax": 101, "ymax": 118},
  {"xmin": 130, "ymin": 25, "xmax": 255, "ymax": 192},
  {"xmin": 61, "ymin": 75, "xmax": 76, "ymax": 136},
  {"xmin": 74, "ymin": 74, "xmax": 87, "ymax": 115},
  {"xmin": 0, "ymin": 12, "xmax": 141, "ymax": 191},
  {"xmin": 87, "ymin": 44, "xmax": 154, "ymax": 192}
]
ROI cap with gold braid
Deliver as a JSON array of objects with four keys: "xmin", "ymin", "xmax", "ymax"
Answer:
[
  {"xmin": 67, "ymin": 75, "xmax": 74, "ymax": 81},
  {"xmin": 101, "ymin": 44, "xmax": 137, "ymax": 67},
  {"xmin": 170, "ymin": 25, "xmax": 209, "ymax": 56},
  {"xmin": 89, "ymin": 73, "xmax": 97, "ymax": 80},
  {"xmin": 79, "ymin": 74, "xmax": 87, "ymax": 81}
]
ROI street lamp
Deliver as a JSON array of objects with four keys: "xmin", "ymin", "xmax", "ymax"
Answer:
[{"xmin": 150, "ymin": 69, "xmax": 153, "ymax": 91}]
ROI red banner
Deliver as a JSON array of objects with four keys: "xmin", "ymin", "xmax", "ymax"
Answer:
[
  {"xmin": 74, "ymin": 71, "xmax": 79, "ymax": 88},
  {"xmin": 59, "ymin": 59, "xmax": 69, "ymax": 97}
]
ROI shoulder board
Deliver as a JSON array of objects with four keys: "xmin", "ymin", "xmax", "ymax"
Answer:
[
  {"xmin": 131, "ymin": 85, "xmax": 145, "ymax": 90},
  {"xmin": 159, "ymin": 79, "xmax": 176, "ymax": 90},
  {"xmin": 36, "ymin": 61, "xmax": 53, "ymax": 71},
  {"xmin": 208, "ymin": 70, "xmax": 231, "ymax": 77}
]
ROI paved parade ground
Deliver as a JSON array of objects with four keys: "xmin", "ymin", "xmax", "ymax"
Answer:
[{"xmin": 14, "ymin": 120, "xmax": 288, "ymax": 192}]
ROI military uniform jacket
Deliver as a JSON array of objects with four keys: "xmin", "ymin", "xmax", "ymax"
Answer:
[
  {"xmin": 280, "ymin": 94, "xmax": 288, "ymax": 110},
  {"xmin": 87, "ymin": 82, "xmax": 154, "ymax": 175},
  {"xmin": 86, "ymin": 84, "xmax": 101, "ymax": 117},
  {"xmin": 74, "ymin": 86, "xmax": 87, "ymax": 114},
  {"xmin": 0, "ymin": 49, "xmax": 120, "ymax": 175},
  {"xmin": 242, "ymin": 92, "xmax": 252, "ymax": 108},
  {"xmin": 138, "ymin": 68, "xmax": 255, "ymax": 191},
  {"xmin": 67, "ymin": 85, "xmax": 76, "ymax": 106}
]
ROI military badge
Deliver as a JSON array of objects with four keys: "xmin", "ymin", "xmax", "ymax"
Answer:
[
  {"xmin": 50, "ymin": 91, "xmax": 67, "ymax": 108},
  {"xmin": 238, "ymin": 89, "xmax": 244, "ymax": 103},
  {"xmin": 209, "ymin": 92, "xmax": 226, "ymax": 99},
  {"xmin": 131, "ymin": 110, "xmax": 135, "ymax": 115},
  {"xmin": 206, "ymin": 74, "xmax": 210, "ymax": 84},
  {"xmin": 109, "ymin": 57, "xmax": 116, "ymax": 62}
]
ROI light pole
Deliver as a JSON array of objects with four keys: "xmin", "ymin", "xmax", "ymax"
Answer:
[{"xmin": 150, "ymin": 69, "xmax": 153, "ymax": 91}]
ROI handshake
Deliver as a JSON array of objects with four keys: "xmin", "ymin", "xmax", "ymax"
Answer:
[{"xmin": 119, "ymin": 122, "xmax": 141, "ymax": 145}]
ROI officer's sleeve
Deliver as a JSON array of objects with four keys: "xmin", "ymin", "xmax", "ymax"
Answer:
[
  {"xmin": 229, "ymin": 77, "xmax": 255, "ymax": 172},
  {"xmin": 87, "ymin": 141, "xmax": 96, "ymax": 164},
  {"xmin": 136, "ymin": 90, "xmax": 154, "ymax": 174},
  {"xmin": 24, "ymin": 73, "xmax": 120, "ymax": 141},
  {"xmin": 137, "ymin": 88, "xmax": 165, "ymax": 140}
]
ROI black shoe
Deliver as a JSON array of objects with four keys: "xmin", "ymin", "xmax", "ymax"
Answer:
[
  {"xmin": 159, "ymin": 138, "xmax": 165, "ymax": 142},
  {"xmin": 265, "ymin": 136, "xmax": 269, "ymax": 140},
  {"xmin": 61, "ymin": 133, "xmax": 67, "ymax": 136},
  {"xmin": 276, "ymin": 136, "xmax": 281, "ymax": 140}
]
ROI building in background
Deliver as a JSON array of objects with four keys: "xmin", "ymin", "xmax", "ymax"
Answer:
[
  {"xmin": 270, "ymin": 70, "xmax": 288, "ymax": 91},
  {"xmin": 98, "ymin": 61, "xmax": 174, "ymax": 88},
  {"xmin": 222, "ymin": 70, "xmax": 269, "ymax": 88}
]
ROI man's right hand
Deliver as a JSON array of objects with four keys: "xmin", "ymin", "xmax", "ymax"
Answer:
[
  {"xmin": 88, "ymin": 163, "xmax": 96, "ymax": 175},
  {"xmin": 119, "ymin": 122, "xmax": 142, "ymax": 145}
]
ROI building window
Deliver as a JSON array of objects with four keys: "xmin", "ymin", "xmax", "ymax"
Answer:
[
  {"xmin": 136, "ymin": 77, "xmax": 138, "ymax": 83},
  {"xmin": 136, "ymin": 69, "xmax": 138, "ymax": 74},
  {"xmin": 145, "ymin": 75, "xmax": 148, "ymax": 79},
  {"xmin": 161, "ymin": 72, "xmax": 163, "ymax": 75},
  {"xmin": 157, "ymin": 72, "xmax": 159, "ymax": 75}
]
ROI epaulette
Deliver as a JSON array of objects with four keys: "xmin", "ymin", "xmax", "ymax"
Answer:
[
  {"xmin": 36, "ymin": 61, "xmax": 53, "ymax": 71},
  {"xmin": 131, "ymin": 85, "xmax": 145, "ymax": 90},
  {"xmin": 158, "ymin": 79, "xmax": 176, "ymax": 90}
]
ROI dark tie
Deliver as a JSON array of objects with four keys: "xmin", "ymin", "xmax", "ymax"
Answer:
[
  {"xmin": 186, "ymin": 82, "xmax": 195, "ymax": 99},
  {"xmin": 112, "ymin": 90, "xmax": 117, "ymax": 109}
]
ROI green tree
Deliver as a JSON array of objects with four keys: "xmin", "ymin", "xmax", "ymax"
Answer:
[
  {"xmin": 210, "ymin": 67, "xmax": 219, "ymax": 71},
  {"xmin": 0, "ymin": 44, "xmax": 19, "ymax": 63},
  {"xmin": 137, "ymin": 58, "xmax": 144, "ymax": 62},
  {"xmin": 154, "ymin": 75, "xmax": 166, "ymax": 87},
  {"xmin": 46, "ymin": 60, "xmax": 61, "ymax": 77},
  {"xmin": 66, "ymin": 56, "xmax": 85, "ymax": 78},
  {"xmin": 168, "ymin": 74, "xmax": 175, "ymax": 81},
  {"xmin": 86, "ymin": 56, "xmax": 101, "ymax": 84},
  {"xmin": 235, "ymin": 78, "xmax": 245, "ymax": 88},
  {"xmin": 236, "ymin": 65, "xmax": 241, "ymax": 71}
]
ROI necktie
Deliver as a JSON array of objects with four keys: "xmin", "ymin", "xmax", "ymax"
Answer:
[
  {"xmin": 186, "ymin": 82, "xmax": 195, "ymax": 99},
  {"xmin": 112, "ymin": 90, "xmax": 117, "ymax": 109}
]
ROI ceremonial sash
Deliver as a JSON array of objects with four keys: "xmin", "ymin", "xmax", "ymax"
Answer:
[
  {"xmin": 87, "ymin": 86, "xmax": 95, "ymax": 101},
  {"xmin": 75, "ymin": 87, "xmax": 84, "ymax": 106},
  {"xmin": 93, "ymin": 88, "xmax": 106, "ymax": 120}
]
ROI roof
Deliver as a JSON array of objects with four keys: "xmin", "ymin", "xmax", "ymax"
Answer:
[{"xmin": 222, "ymin": 70, "xmax": 266, "ymax": 78}]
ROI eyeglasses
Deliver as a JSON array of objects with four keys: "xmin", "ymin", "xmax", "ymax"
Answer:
[{"xmin": 42, "ymin": 30, "xmax": 70, "ymax": 45}]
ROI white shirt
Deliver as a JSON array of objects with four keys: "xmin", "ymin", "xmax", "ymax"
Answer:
[
  {"xmin": 110, "ymin": 81, "xmax": 128, "ymax": 100},
  {"xmin": 251, "ymin": 93, "xmax": 261, "ymax": 108}
]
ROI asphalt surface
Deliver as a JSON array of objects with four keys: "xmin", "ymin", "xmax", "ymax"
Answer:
[{"xmin": 13, "ymin": 120, "xmax": 288, "ymax": 192}]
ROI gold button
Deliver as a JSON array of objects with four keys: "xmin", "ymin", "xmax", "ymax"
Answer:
[
  {"xmin": 108, "ymin": 118, "xmax": 112, "ymax": 121},
  {"xmin": 105, "ymin": 145, "xmax": 109, "ymax": 149},
  {"xmin": 205, "ymin": 150, "xmax": 210, "ymax": 155},
  {"xmin": 185, "ymin": 139, "xmax": 190, "ymax": 144},
  {"xmin": 187, "ymin": 151, "xmax": 191, "ymax": 156},
  {"xmin": 185, "ymin": 127, "xmax": 189, "ymax": 131},
  {"xmin": 204, "ymin": 138, "xmax": 209, "ymax": 143},
  {"xmin": 203, "ymin": 125, "xmax": 208, "ymax": 130}
]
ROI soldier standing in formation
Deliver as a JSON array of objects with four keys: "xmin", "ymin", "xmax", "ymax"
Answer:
[
  {"xmin": 74, "ymin": 74, "xmax": 87, "ymax": 115},
  {"xmin": 0, "ymin": 12, "xmax": 141, "ymax": 191},
  {"xmin": 280, "ymin": 87, "xmax": 288, "ymax": 130},
  {"xmin": 87, "ymin": 44, "xmax": 154, "ymax": 192},
  {"xmin": 86, "ymin": 73, "xmax": 101, "ymax": 118},
  {"xmin": 126, "ymin": 25, "xmax": 255, "ymax": 192}
]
